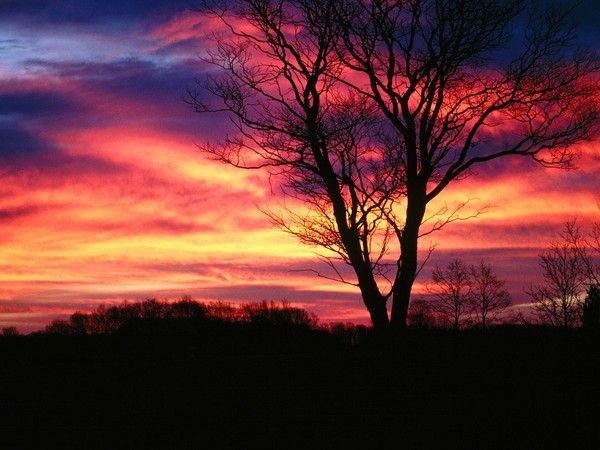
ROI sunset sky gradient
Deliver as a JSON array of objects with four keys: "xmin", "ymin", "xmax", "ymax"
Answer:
[{"xmin": 1, "ymin": 0, "xmax": 599, "ymax": 331}]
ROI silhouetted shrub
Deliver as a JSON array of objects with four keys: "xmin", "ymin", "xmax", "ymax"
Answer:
[
  {"xmin": 169, "ymin": 296, "xmax": 206, "ymax": 319},
  {"xmin": 582, "ymin": 284, "xmax": 600, "ymax": 330}
]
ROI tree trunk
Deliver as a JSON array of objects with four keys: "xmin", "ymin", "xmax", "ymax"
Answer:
[
  {"xmin": 357, "ymin": 269, "xmax": 389, "ymax": 329},
  {"xmin": 364, "ymin": 294, "xmax": 389, "ymax": 329},
  {"xmin": 390, "ymin": 195, "xmax": 426, "ymax": 331}
]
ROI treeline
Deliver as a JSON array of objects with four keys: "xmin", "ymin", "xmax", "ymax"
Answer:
[
  {"xmin": 26, "ymin": 298, "xmax": 377, "ymax": 353},
  {"xmin": 42, "ymin": 298, "xmax": 317, "ymax": 335}
]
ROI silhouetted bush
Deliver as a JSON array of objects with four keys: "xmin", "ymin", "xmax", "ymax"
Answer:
[
  {"xmin": 169, "ymin": 296, "xmax": 206, "ymax": 319},
  {"xmin": 582, "ymin": 284, "xmax": 600, "ymax": 330}
]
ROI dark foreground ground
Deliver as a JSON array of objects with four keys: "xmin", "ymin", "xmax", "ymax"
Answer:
[{"xmin": 1, "ymin": 326, "xmax": 599, "ymax": 448}]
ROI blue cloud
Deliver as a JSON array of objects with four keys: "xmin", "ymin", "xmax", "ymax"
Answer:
[
  {"xmin": 0, "ymin": 92, "xmax": 79, "ymax": 117},
  {"xmin": 0, "ymin": 123, "xmax": 50, "ymax": 158},
  {"xmin": 0, "ymin": 0, "xmax": 193, "ymax": 24}
]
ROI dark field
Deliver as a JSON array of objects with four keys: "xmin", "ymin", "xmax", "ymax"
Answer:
[{"xmin": 1, "ymin": 327, "xmax": 599, "ymax": 448}]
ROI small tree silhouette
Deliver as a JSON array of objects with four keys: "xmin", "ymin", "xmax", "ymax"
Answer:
[
  {"xmin": 242, "ymin": 301, "xmax": 319, "ymax": 328},
  {"xmin": 469, "ymin": 261, "xmax": 511, "ymax": 328},
  {"xmin": 582, "ymin": 284, "xmax": 600, "ymax": 330},
  {"xmin": 528, "ymin": 222, "xmax": 593, "ymax": 327},
  {"xmin": 169, "ymin": 296, "xmax": 206, "ymax": 319},
  {"xmin": 429, "ymin": 259, "xmax": 473, "ymax": 330},
  {"xmin": 562, "ymin": 221, "xmax": 600, "ymax": 287}
]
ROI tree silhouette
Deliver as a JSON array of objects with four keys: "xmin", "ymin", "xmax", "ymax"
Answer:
[
  {"xmin": 242, "ymin": 300, "xmax": 318, "ymax": 328},
  {"xmin": 561, "ymin": 220, "xmax": 600, "ymax": 287},
  {"xmin": 429, "ymin": 259, "xmax": 473, "ymax": 330},
  {"xmin": 528, "ymin": 224, "xmax": 588, "ymax": 327},
  {"xmin": 191, "ymin": 0, "xmax": 599, "ymax": 330},
  {"xmin": 469, "ymin": 261, "xmax": 511, "ymax": 327},
  {"xmin": 190, "ymin": 0, "xmax": 401, "ymax": 329},
  {"xmin": 406, "ymin": 299, "xmax": 437, "ymax": 329},
  {"xmin": 529, "ymin": 221, "xmax": 600, "ymax": 327},
  {"xmin": 582, "ymin": 284, "xmax": 600, "ymax": 330},
  {"xmin": 169, "ymin": 296, "xmax": 207, "ymax": 319},
  {"xmin": 333, "ymin": 0, "xmax": 599, "ymax": 329}
]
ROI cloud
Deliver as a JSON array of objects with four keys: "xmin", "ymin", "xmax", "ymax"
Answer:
[
  {"xmin": 0, "ymin": 303, "xmax": 32, "ymax": 314},
  {"xmin": 0, "ymin": 91, "xmax": 79, "ymax": 117},
  {"xmin": 0, "ymin": 0, "xmax": 192, "ymax": 25},
  {"xmin": 0, "ymin": 123, "xmax": 51, "ymax": 159},
  {"xmin": 16, "ymin": 58, "xmax": 220, "ymax": 138},
  {"xmin": 0, "ymin": 39, "xmax": 22, "ymax": 51},
  {"xmin": 0, "ymin": 205, "xmax": 44, "ymax": 222}
]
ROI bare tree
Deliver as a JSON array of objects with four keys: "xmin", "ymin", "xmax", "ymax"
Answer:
[
  {"xmin": 190, "ymin": 0, "xmax": 599, "ymax": 330},
  {"xmin": 333, "ymin": 0, "xmax": 599, "ymax": 329},
  {"xmin": 562, "ymin": 220, "xmax": 600, "ymax": 286},
  {"xmin": 469, "ymin": 261, "xmax": 511, "ymax": 327},
  {"xmin": 527, "ymin": 226, "xmax": 587, "ymax": 327},
  {"xmin": 190, "ymin": 0, "xmax": 406, "ymax": 328},
  {"xmin": 529, "ymin": 221, "xmax": 600, "ymax": 327},
  {"xmin": 429, "ymin": 259, "xmax": 473, "ymax": 330}
]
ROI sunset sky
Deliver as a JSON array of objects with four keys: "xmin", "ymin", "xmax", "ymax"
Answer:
[{"xmin": 1, "ymin": 0, "xmax": 599, "ymax": 332}]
